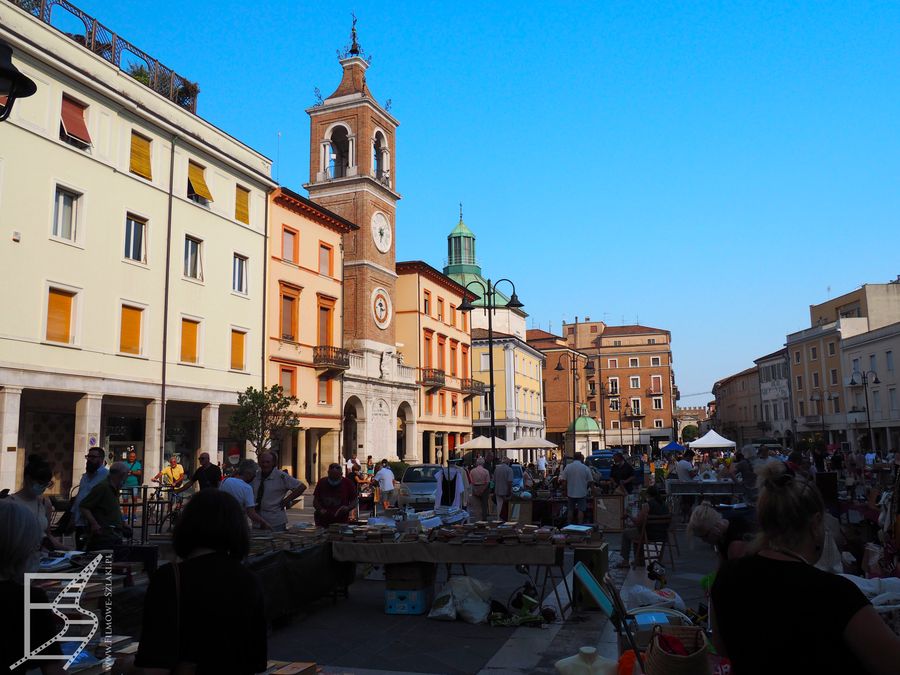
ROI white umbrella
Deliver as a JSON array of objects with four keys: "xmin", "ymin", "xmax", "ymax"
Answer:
[
  {"xmin": 505, "ymin": 437, "xmax": 558, "ymax": 449},
  {"xmin": 456, "ymin": 435, "xmax": 514, "ymax": 450}
]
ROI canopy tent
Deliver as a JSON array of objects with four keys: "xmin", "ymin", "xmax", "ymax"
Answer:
[
  {"xmin": 505, "ymin": 437, "xmax": 558, "ymax": 449},
  {"xmin": 660, "ymin": 441, "xmax": 686, "ymax": 455},
  {"xmin": 687, "ymin": 430, "xmax": 736, "ymax": 449},
  {"xmin": 456, "ymin": 435, "xmax": 514, "ymax": 450}
]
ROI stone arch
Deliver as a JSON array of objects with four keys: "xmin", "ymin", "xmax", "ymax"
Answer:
[
  {"xmin": 321, "ymin": 122, "xmax": 354, "ymax": 178},
  {"xmin": 396, "ymin": 400, "xmax": 416, "ymax": 462},
  {"xmin": 343, "ymin": 396, "xmax": 364, "ymax": 460}
]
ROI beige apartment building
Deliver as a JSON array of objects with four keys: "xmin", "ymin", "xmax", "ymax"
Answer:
[
  {"xmin": 396, "ymin": 261, "xmax": 479, "ymax": 462},
  {"xmin": 711, "ymin": 367, "xmax": 761, "ymax": 447},
  {"xmin": 266, "ymin": 188, "xmax": 356, "ymax": 482},
  {"xmin": 0, "ymin": 1, "xmax": 276, "ymax": 492},
  {"xmin": 564, "ymin": 320, "xmax": 677, "ymax": 455}
]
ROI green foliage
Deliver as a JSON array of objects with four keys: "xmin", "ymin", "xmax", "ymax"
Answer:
[
  {"xmin": 229, "ymin": 385, "xmax": 306, "ymax": 455},
  {"xmin": 681, "ymin": 425, "xmax": 700, "ymax": 442},
  {"xmin": 387, "ymin": 461, "xmax": 410, "ymax": 479}
]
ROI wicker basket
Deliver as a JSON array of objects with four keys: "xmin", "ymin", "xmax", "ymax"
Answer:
[{"xmin": 644, "ymin": 624, "xmax": 711, "ymax": 675}]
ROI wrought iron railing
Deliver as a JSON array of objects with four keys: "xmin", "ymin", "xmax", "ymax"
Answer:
[
  {"xmin": 421, "ymin": 368, "xmax": 446, "ymax": 388},
  {"xmin": 8, "ymin": 0, "xmax": 199, "ymax": 112},
  {"xmin": 460, "ymin": 378, "xmax": 485, "ymax": 396},
  {"xmin": 313, "ymin": 345, "xmax": 350, "ymax": 370}
]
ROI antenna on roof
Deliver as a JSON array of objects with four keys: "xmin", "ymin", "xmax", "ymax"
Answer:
[{"xmin": 459, "ymin": 202, "xmax": 463, "ymax": 222}]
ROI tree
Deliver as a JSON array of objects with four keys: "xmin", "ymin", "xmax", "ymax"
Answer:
[
  {"xmin": 229, "ymin": 386, "xmax": 306, "ymax": 455},
  {"xmin": 681, "ymin": 425, "xmax": 699, "ymax": 442}
]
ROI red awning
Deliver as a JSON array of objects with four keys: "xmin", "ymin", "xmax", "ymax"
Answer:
[{"xmin": 60, "ymin": 97, "xmax": 91, "ymax": 145}]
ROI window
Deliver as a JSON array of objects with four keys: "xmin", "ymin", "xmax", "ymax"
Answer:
[
  {"xmin": 282, "ymin": 227, "xmax": 298, "ymax": 263},
  {"xmin": 629, "ymin": 357, "xmax": 639, "ymax": 368},
  {"xmin": 187, "ymin": 161, "xmax": 213, "ymax": 204},
  {"xmin": 608, "ymin": 377, "xmax": 619, "ymax": 395},
  {"xmin": 451, "ymin": 395, "xmax": 458, "ymax": 416},
  {"xmin": 630, "ymin": 399, "xmax": 642, "ymax": 415},
  {"xmin": 437, "ymin": 298, "xmax": 445, "ymax": 322},
  {"xmin": 873, "ymin": 390, "xmax": 881, "ymax": 412},
  {"xmin": 632, "ymin": 420, "xmax": 642, "ymax": 429},
  {"xmin": 480, "ymin": 353, "xmax": 489, "ymax": 371},
  {"xmin": 318, "ymin": 243, "xmax": 333, "ymax": 276},
  {"xmin": 610, "ymin": 398, "xmax": 620, "ymax": 412},
  {"xmin": 869, "ymin": 355, "xmax": 877, "ymax": 372},
  {"xmin": 280, "ymin": 288, "xmax": 298, "ymax": 341},
  {"xmin": 794, "ymin": 350, "xmax": 801, "ymax": 364},
  {"xmin": 611, "ymin": 419, "xmax": 620, "ymax": 429},
  {"xmin": 426, "ymin": 394, "xmax": 434, "ymax": 414},
  {"xmin": 439, "ymin": 392, "xmax": 446, "ymax": 416},
  {"xmin": 279, "ymin": 367, "xmax": 295, "ymax": 396},
  {"xmin": 828, "ymin": 341, "xmax": 836, "ymax": 356},
  {"xmin": 651, "ymin": 375, "xmax": 662, "ymax": 393},
  {"xmin": 318, "ymin": 378, "xmax": 331, "ymax": 405},
  {"xmin": 654, "ymin": 419, "xmax": 663, "ymax": 428},
  {"xmin": 613, "ymin": 340, "xmax": 622, "ymax": 346},
  {"xmin": 460, "ymin": 346, "xmax": 469, "ymax": 378},
  {"xmin": 887, "ymin": 351, "xmax": 895, "ymax": 372},
  {"xmin": 119, "ymin": 305, "xmax": 142, "ymax": 355},
  {"xmin": 129, "ymin": 132, "xmax": 153, "ymax": 181},
  {"xmin": 424, "ymin": 333, "xmax": 433, "ymax": 368},
  {"xmin": 46, "ymin": 288, "xmax": 75, "ymax": 344},
  {"xmin": 567, "ymin": 326, "xmax": 575, "ymax": 335},
  {"xmin": 796, "ymin": 375, "xmax": 803, "ymax": 391},
  {"xmin": 651, "ymin": 356, "xmax": 661, "ymax": 366},
  {"xmin": 812, "ymin": 372, "xmax": 819, "ymax": 388},
  {"xmin": 608, "ymin": 359, "xmax": 618, "ymax": 369},
  {"xmin": 235, "ymin": 186, "xmax": 250, "ymax": 224},
  {"xmin": 798, "ymin": 401, "xmax": 805, "ymax": 416},
  {"xmin": 232, "ymin": 254, "xmax": 248, "ymax": 294},
  {"xmin": 830, "ymin": 369, "xmax": 838, "ymax": 386},
  {"xmin": 629, "ymin": 376, "xmax": 640, "ymax": 389},
  {"xmin": 832, "ymin": 397, "xmax": 841, "ymax": 414},
  {"xmin": 183, "ymin": 236, "xmax": 203, "ymax": 280},
  {"xmin": 890, "ymin": 388, "xmax": 897, "ymax": 412},
  {"xmin": 180, "ymin": 318, "xmax": 200, "ymax": 364},
  {"xmin": 648, "ymin": 338, "xmax": 656, "ymax": 345},
  {"xmin": 809, "ymin": 346, "xmax": 817, "ymax": 361},
  {"xmin": 772, "ymin": 404, "xmax": 779, "ymax": 421},
  {"xmin": 783, "ymin": 401, "xmax": 790, "ymax": 419},
  {"xmin": 449, "ymin": 341, "xmax": 458, "ymax": 376},
  {"xmin": 52, "ymin": 186, "xmax": 79, "ymax": 242},
  {"xmin": 230, "ymin": 329, "xmax": 245, "ymax": 370},
  {"xmin": 588, "ymin": 381, "xmax": 596, "ymax": 395},
  {"xmin": 59, "ymin": 96, "xmax": 91, "ymax": 148},
  {"xmin": 590, "ymin": 325, "xmax": 598, "ymax": 333},
  {"xmin": 437, "ymin": 336, "xmax": 446, "ymax": 370},
  {"xmin": 653, "ymin": 397, "xmax": 663, "ymax": 410},
  {"xmin": 318, "ymin": 301, "xmax": 333, "ymax": 346},
  {"xmin": 852, "ymin": 357, "xmax": 860, "ymax": 373},
  {"xmin": 462, "ymin": 312, "xmax": 468, "ymax": 332},
  {"xmin": 449, "ymin": 304, "xmax": 456, "ymax": 327},
  {"xmin": 124, "ymin": 214, "xmax": 146, "ymax": 262},
  {"xmin": 423, "ymin": 290, "xmax": 431, "ymax": 315}
]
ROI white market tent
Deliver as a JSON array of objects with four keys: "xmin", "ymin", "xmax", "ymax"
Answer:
[
  {"xmin": 457, "ymin": 435, "xmax": 515, "ymax": 450},
  {"xmin": 507, "ymin": 437, "xmax": 558, "ymax": 449},
  {"xmin": 687, "ymin": 429, "xmax": 737, "ymax": 449}
]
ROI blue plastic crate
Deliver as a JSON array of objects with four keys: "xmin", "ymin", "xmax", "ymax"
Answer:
[{"xmin": 384, "ymin": 588, "xmax": 432, "ymax": 615}]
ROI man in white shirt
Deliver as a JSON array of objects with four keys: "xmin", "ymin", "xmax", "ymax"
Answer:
[
  {"xmin": 560, "ymin": 452, "xmax": 594, "ymax": 524},
  {"xmin": 374, "ymin": 460, "xmax": 396, "ymax": 509},
  {"xmin": 536, "ymin": 454, "xmax": 547, "ymax": 477},
  {"xmin": 345, "ymin": 453, "xmax": 360, "ymax": 476},
  {"xmin": 676, "ymin": 450, "xmax": 699, "ymax": 481},
  {"xmin": 251, "ymin": 451, "xmax": 306, "ymax": 531},
  {"xmin": 220, "ymin": 459, "xmax": 271, "ymax": 530},
  {"xmin": 865, "ymin": 450, "xmax": 877, "ymax": 467}
]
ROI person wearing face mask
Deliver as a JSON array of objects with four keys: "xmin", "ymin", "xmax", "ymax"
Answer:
[
  {"xmin": 72, "ymin": 446, "xmax": 108, "ymax": 549},
  {"xmin": 312, "ymin": 463, "xmax": 358, "ymax": 526},
  {"xmin": 9, "ymin": 455, "xmax": 67, "ymax": 551}
]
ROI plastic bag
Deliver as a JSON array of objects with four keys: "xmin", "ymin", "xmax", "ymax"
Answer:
[
  {"xmin": 428, "ymin": 576, "xmax": 493, "ymax": 624},
  {"xmin": 624, "ymin": 585, "xmax": 686, "ymax": 612},
  {"xmin": 427, "ymin": 586, "xmax": 457, "ymax": 621}
]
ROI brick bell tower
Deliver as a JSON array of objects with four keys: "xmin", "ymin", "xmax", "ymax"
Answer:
[{"xmin": 304, "ymin": 20, "xmax": 400, "ymax": 351}]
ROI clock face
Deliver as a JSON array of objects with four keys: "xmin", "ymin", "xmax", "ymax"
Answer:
[
  {"xmin": 371, "ymin": 211, "xmax": 392, "ymax": 253},
  {"xmin": 371, "ymin": 287, "xmax": 392, "ymax": 330}
]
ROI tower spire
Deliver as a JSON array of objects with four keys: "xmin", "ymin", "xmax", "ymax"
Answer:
[
  {"xmin": 459, "ymin": 202, "xmax": 463, "ymax": 222},
  {"xmin": 349, "ymin": 13, "xmax": 361, "ymax": 56}
]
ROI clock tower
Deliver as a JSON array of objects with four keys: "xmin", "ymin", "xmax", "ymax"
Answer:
[{"xmin": 305, "ymin": 23, "xmax": 418, "ymax": 463}]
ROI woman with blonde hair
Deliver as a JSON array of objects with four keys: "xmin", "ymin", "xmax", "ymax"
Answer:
[
  {"xmin": 687, "ymin": 501, "xmax": 753, "ymax": 564},
  {"xmin": 711, "ymin": 461, "xmax": 900, "ymax": 674}
]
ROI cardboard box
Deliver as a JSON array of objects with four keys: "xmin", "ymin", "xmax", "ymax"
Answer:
[{"xmin": 385, "ymin": 588, "xmax": 433, "ymax": 615}]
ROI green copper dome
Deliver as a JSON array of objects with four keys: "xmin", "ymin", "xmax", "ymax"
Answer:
[{"xmin": 567, "ymin": 404, "xmax": 601, "ymax": 433}]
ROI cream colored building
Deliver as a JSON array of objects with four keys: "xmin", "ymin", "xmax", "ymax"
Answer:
[
  {"xmin": 396, "ymin": 261, "xmax": 478, "ymax": 462},
  {"xmin": 0, "ymin": 2, "xmax": 275, "ymax": 492},
  {"xmin": 266, "ymin": 188, "xmax": 356, "ymax": 482}
]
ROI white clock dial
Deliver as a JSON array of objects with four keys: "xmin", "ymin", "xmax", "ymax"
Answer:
[
  {"xmin": 371, "ymin": 211, "xmax": 392, "ymax": 253},
  {"xmin": 371, "ymin": 287, "xmax": 392, "ymax": 330}
]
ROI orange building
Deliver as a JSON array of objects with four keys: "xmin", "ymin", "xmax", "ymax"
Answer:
[{"xmin": 266, "ymin": 187, "xmax": 356, "ymax": 482}]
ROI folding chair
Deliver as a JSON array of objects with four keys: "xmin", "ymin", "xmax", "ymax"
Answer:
[{"xmin": 633, "ymin": 514, "xmax": 676, "ymax": 570}]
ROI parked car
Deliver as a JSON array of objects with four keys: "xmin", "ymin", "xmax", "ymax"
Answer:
[
  {"xmin": 586, "ymin": 450, "xmax": 646, "ymax": 485},
  {"xmin": 397, "ymin": 464, "xmax": 470, "ymax": 510}
]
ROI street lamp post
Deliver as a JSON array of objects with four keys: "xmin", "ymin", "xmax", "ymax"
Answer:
[
  {"xmin": 849, "ymin": 370, "xmax": 880, "ymax": 453},
  {"xmin": 459, "ymin": 278, "xmax": 523, "ymax": 463},
  {"xmin": 0, "ymin": 41, "xmax": 37, "ymax": 122},
  {"xmin": 624, "ymin": 403, "xmax": 635, "ymax": 455},
  {"xmin": 609, "ymin": 394, "xmax": 623, "ymax": 448},
  {"xmin": 555, "ymin": 352, "xmax": 593, "ymax": 457},
  {"xmin": 809, "ymin": 390, "xmax": 838, "ymax": 447}
]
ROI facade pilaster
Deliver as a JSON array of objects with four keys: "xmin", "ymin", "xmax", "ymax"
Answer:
[
  {"xmin": 74, "ymin": 393, "xmax": 103, "ymax": 482},
  {"xmin": 0, "ymin": 387, "xmax": 23, "ymax": 491}
]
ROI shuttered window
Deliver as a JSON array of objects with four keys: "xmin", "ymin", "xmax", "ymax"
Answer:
[
  {"xmin": 180, "ymin": 319, "xmax": 199, "ymax": 363},
  {"xmin": 46, "ymin": 289, "xmax": 74, "ymax": 343},
  {"xmin": 281, "ymin": 294, "xmax": 296, "ymax": 341},
  {"xmin": 318, "ymin": 305, "xmax": 331, "ymax": 346},
  {"xmin": 59, "ymin": 96, "xmax": 91, "ymax": 147},
  {"xmin": 235, "ymin": 186, "xmax": 250, "ymax": 224},
  {"xmin": 129, "ymin": 132, "xmax": 152, "ymax": 180},
  {"xmin": 119, "ymin": 306, "xmax": 142, "ymax": 354},
  {"xmin": 279, "ymin": 367, "xmax": 295, "ymax": 395},
  {"xmin": 187, "ymin": 161, "xmax": 214, "ymax": 202},
  {"xmin": 282, "ymin": 228, "xmax": 297, "ymax": 263},
  {"xmin": 230, "ymin": 329, "xmax": 245, "ymax": 370},
  {"xmin": 318, "ymin": 244, "xmax": 332, "ymax": 276}
]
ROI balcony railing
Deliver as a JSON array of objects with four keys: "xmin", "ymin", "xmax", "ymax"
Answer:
[
  {"xmin": 421, "ymin": 368, "xmax": 446, "ymax": 390},
  {"xmin": 313, "ymin": 346, "xmax": 350, "ymax": 371},
  {"xmin": 627, "ymin": 409, "xmax": 646, "ymax": 418},
  {"xmin": 460, "ymin": 378, "xmax": 486, "ymax": 398},
  {"xmin": 646, "ymin": 388, "xmax": 663, "ymax": 397}
]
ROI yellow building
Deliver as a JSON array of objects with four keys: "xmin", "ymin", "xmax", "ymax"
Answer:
[
  {"xmin": 396, "ymin": 261, "xmax": 479, "ymax": 462},
  {"xmin": 266, "ymin": 188, "xmax": 356, "ymax": 482},
  {"xmin": 0, "ymin": 2, "xmax": 275, "ymax": 492}
]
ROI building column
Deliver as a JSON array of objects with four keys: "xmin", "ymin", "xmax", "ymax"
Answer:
[
  {"xmin": 296, "ymin": 430, "xmax": 308, "ymax": 483},
  {"xmin": 0, "ymin": 387, "xmax": 23, "ymax": 492},
  {"xmin": 200, "ymin": 403, "xmax": 219, "ymax": 464},
  {"xmin": 319, "ymin": 430, "xmax": 339, "ymax": 479},
  {"xmin": 405, "ymin": 418, "xmax": 418, "ymax": 463},
  {"xmin": 74, "ymin": 393, "xmax": 103, "ymax": 483},
  {"xmin": 144, "ymin": 399, "xmax": 163, "ymax": 485}
]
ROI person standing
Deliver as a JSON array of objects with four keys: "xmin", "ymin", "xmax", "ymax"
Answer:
[
  {"xmin": 313, "ymin": 463, "xmax": 358, "ymax": 526},
  {"xmin": 560, "ymin": 452, "xmax": 594, "ymax": 524},
  {"xmin": 122, "ymin": 448, "xmax": 142, "ymax": 501},
  {"xmin": 176, "ymin": 452, "xmax": 222, "ymax": 494},
  {"xmin": 9, "ymin": 456, "xmax": 67, "ymax": 550},
  {"xmin": 609, "ymin": 452, "xmax": 636, "ymax": 494},
  {"xmin": 345, "ymin": 453, "xmax": 360, "ymax": 476},
  {"xmin": 250, "ymin": 451, "xmax": 306, "ymax": 531},
  {"xmin": 374, "ymin": 460, "xmax": 396, "ymax": 510},
  {"xmin": 434, "ymin": 461, "xmax": 466, "ymax": 510},
  {"xmin": 676, "ymin": 450, "xmax": 698, "ymax": 480},
  {"xmin": 493, "ymin": 456, "xmax": 514, "ymax": 520},
  {"xmin": 220, "ymin": 460, "xmax": 271, "ymax": 530},
  {"xmin": 536, "ymin": 454, "xmax": 547, "ymax": 478},
  {"xmin": 469, "ymin": 458, "xmax": 491, "ymax": 519},
  {"xmin": 79, "ymin": 462, "xmax": 130, "ymax": 550},
  {"xmin": 72, "ymin": 446, "xmax": 108, "ymax": 548},
  {"xmin": 366, "ymin": 455, "xmax": 375, "ymax": 476}
]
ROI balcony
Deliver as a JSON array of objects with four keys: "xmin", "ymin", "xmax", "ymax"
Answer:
[
  {"xmin": 313, "ymin": 346, "xmax": 350, "ymax": 373},
  {"xmin": 460, "ymin": 378, "xmax": 486, "ymax": 398},
  {"xmin": 421, "ymin": 368, "xmax": 446, "ymax": 391},
  {"xmin": 627, "ymin": 408, "xmax": 646, "ymax": 418},
  {"xmin": 846, "ymin": 409, "xmax": 867, "ymax": 425},
  {"xmin": 646, "ymin": 388, "xmax": 663, "ymax": 397}
]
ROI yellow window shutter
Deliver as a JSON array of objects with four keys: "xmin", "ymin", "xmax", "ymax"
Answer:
[
  {"xmin": 230, "ymin": 330, "xmax": 245, "ymax": 370},
  {"xmin": 130, "ymin": 133, "xmax": 152, "ymax": 180},
  {"xmin": 188, "ymin": 161, "xmax": 214, "ymax": 202},
  {"xmin": 120, "ymin": 306, "xmax": 142, "ymax": 354},
  {"xmin": 46, "ymin": 289, "xmax": 74, "ymax": 343},
  {"xmin": 181, "ymin": 319, "xmax": 198, "ymax": 363},
  {"xmin": 235, "ymin": 186, "xmax": 250, "ymax": 224}
]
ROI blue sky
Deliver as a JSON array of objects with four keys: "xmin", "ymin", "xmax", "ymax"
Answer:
[{"xmin": 71, "ymin": 1, "xmax": 900, "ymax": 403}]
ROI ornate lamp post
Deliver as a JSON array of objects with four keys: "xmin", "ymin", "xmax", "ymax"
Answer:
[
  {"xmin": 849, "ymin": 370, "xmax": 880, "ymax": 453},
  {"xmin": 809, "ymin": 390, "xmax": 838, "ymax": 447},
  {"xmin": 624, "ymin": 403, "xmax": 636, "ymax": 454},
  {"xmin": 459, "ymin": 278, "xmax": 523, "ymax": 461},
  {"xmin": 555, "ymin": 352, "xmax": 593, "ymax": 457},
  {"xmin": 0, "ymin": 41, "xmax": 37, "ymax": 122}
]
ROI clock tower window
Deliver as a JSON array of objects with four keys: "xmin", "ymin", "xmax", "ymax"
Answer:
[
  {"xmin": 325, "ymin": 125, "xmax": 351, "ymax": 179},
  {"xmin": 373, "ymin": 130, "xmax": 390, "ymax": 185}
]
